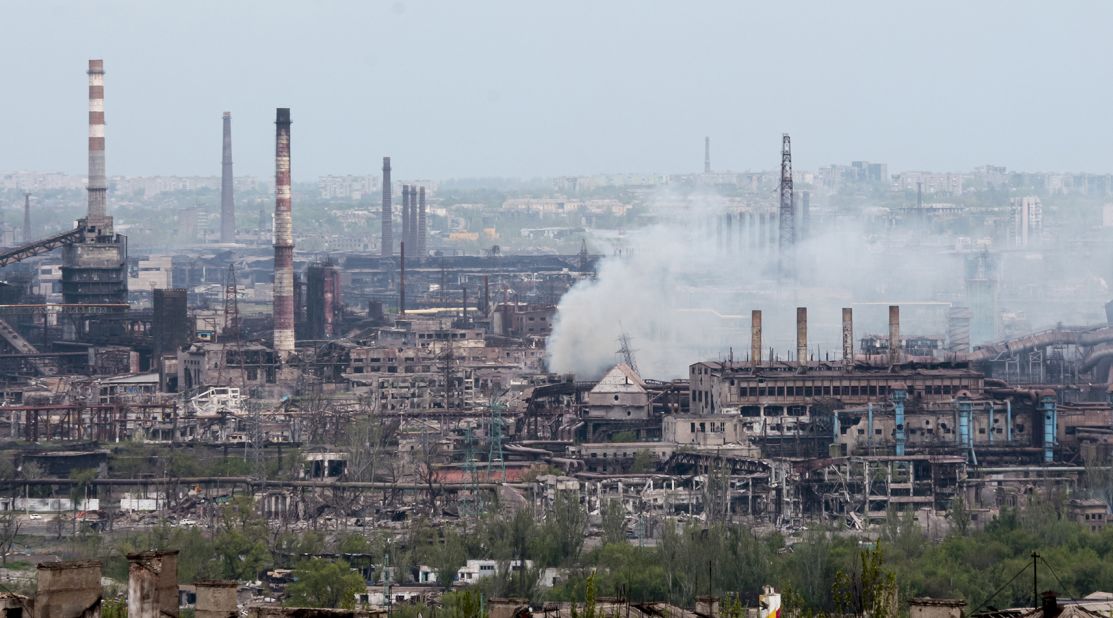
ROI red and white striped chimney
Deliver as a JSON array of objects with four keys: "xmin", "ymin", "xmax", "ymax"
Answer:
[
  {"xmin": 87, "ymin": 59, "xmax": 108, "ymax": 229},
  {"xmin": 273, "ymin": 108, "xmax": 295, "ymax": 359}
]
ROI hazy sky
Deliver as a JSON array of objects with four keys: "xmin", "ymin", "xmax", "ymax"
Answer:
[{"xmin": 4, "ymin": 1, "xmax": 1112, "ymax": 179}]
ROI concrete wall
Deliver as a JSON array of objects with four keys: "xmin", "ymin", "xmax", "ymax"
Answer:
[
  {"xmin": 909, "ymin": 599, "xmax": 965, "ymax": 618},
  {"xmin": 35, "ymin": 560, "xmax": 102, "ymax": 618},
  {"xmin": 127, "ymin": 551, "xmax": 178, "ymax": 618},
  {"xmin": 194, "ymin": 581, "xmax": 237, "ymax": 618}
]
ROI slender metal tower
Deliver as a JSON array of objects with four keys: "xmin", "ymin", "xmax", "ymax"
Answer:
[
  {"xmin": 704, "ymin": 136, "xmax": 711, "ymax": 174},
  {"xmin": 220, "ymin": 112, "xmax": 235, "ymax": 243},
  {"xmin": 778, "ymin": 133, "xmax": 794, "ymax": 276},
  {"xmin": 414, "ymin": 187, "xmax": 420, "ymax": 257},
  {"xmin": 272, "ymin": 108, "xmax": 295, "ymax": 360},
  {"xmin": 381, "ymin": 157, "xmax": 393, "ymax": 257}
]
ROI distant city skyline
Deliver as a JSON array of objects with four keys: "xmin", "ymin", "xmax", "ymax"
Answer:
[{"xmin": 3, "ymin": 1, "xmax": 1112, "ymax": 179}]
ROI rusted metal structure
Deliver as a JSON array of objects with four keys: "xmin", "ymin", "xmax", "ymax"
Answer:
[
  {"xmin": 6, "ymin": 401, "xmax": 177, "ymax": 442},
  {"xmin": 380, "ymin": 156, "xmax": 392, "ymax": 257},
  {"xmin": 418, "ymin": 185, "xmax": 427, "ymax": 257},
  {"xmin": 220, "ymin": 112, "xmax": 235, "ymax": 243},
  {"xmin": 272, "ymin": 108, "xmax": 295, "ymax": 360}
]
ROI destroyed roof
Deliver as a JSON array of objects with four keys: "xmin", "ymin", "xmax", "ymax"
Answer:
[
  {"xmin": 590, "ymin": 363, "xmax": 646, "ymax": 394},
  {"xmin": 97, "ymin": 373, "xmax": 159, "ymax": 385}
]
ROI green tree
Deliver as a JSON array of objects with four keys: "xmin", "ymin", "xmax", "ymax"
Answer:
[
  {"xmin": 213, "ymin": 496, "xmax": 271, "ymax": 580},
  {"xmin": 600, "ymin": 499, "xmax": 626, "ymax": 546},
  {"xmin": 286, "ymin": 558, "xmax": 366, "ymax": 609},
  {"xmin": 443, "ymin": 590, "xmax": 484, "ymax": 618},
  {"xmin": 833, "ymin": 542, "xmax": 897, "ymax": 618},
  {"xmin": 432, "ymin": 528, "xmax": 467, "ymax": 590},
  {"xmin": 949, "ymin": 495, "xmax": 970, "ymax": 536},
  {"xmin": 630, "ymin": 450, "xmax": 655, "ymax": 473},
  {"xmin": 534, "ymin": 491, "xmax": 586, "ymax": 567}
]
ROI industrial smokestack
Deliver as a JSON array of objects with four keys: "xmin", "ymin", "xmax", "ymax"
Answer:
[
  {"xmin": 272, "ymin": 108, "xmax": 295, "ymax": 360},
  {"xmin": 796, "ymin": 307, "xmax": 808, "ymax": 364},
  {"xmin": 842, "ymin": 307, "xmax": 854, "ymax": 362},
  {"xmin": 87, "ymin": 59, "xmax": 108, "ymax": 229},
  {"xmin": 22, "ymin": 193, "xmax": 30, "ymax": 243},
  {"xmin": 917, "ymin": 181, "xmax": 923, "ymax": 209},
  {"xmin": 381, "ymin": 157, "xmax": 393, "ymax": 257},
  {"xmin": 408, "ymin": 187, "xmax": 419, "ymax": 253},
  {"xmin": 704, "ymin": 136, "xmax": 711, "ymax": 174},
  {"xmin": 778, "ymin": 133, "xmax": 794, "ymax": 277},
  {"xmin": 399, "ymin": 241, "xmax": 406, "ymax": 315},
  {"xmin": 220, "ymin": 112, "xmax": 235, "ymax": 243},
  {"xmin": 888, "ymin": 305, "xmax": 901, "ymax": 365},
  {"xmin": 482, "ymin": 275, "xmax": 490, "ymax": 317},
  {"xmin": 462, "ymin": 285, "xmax": 468, "ymax": 327},
  {"xmin": 800, "ymin": 190, "xmax": 810, "ymax": 242},
  {"xmin": 418, "ymin": 186, "xmax": 427, "ymax": 257},
  {"xmin": 751, "ymin": 310, "xmax": 762, "ymax": 365},
  {"xmin": 405, "ymin": 185, "xmax": 414, "ymax": 258}
]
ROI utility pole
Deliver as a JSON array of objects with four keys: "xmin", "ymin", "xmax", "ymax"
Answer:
[{"xmin": 1032, "ymin": 551, "xmax": 1039, "ymax": 609}]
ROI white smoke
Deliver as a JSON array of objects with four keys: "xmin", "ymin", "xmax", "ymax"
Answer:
[{"xmin": 546, "ymin": 189, "xmax": 977, "ymax": 380}]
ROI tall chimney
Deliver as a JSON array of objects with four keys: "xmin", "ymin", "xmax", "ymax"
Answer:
[
  {"xmin": 751, "ymin": 310, "xmax": 762, "ymax": 365},
  {"xmin": 401, "ymin": 185, "xmax": 411, "ymax": 258},
  {"xmin": 22, "ymin": 193, "xmax": 30, "ymax": 243},
  {"xmin": 409, "ymin": 187, "xmax": 419, "ymax": 253},
  {"xmin": 482, "ymin": 275, "xmax": 490, "ymax": 317},
  {"xmin": 381, "ymin": 157, "xmax": 393, "ymax": 257},
  {"xmin": 917, "ymin": 181, "xmax": 923, "ymax": 209},
  {"xmin": 399, "ymin": 241, "xmax": 406, "ymax": 315},
  {"xmin": 796, "ymin": 307, "xmax": 808, "ymax": 364},
  {"xmin": 801, "ymin": 190, "xmax": 810, "ymax": 242},
  {"xmin": 87, "ymin": 59, "xmax": 108, "ymax": 229},
  {"xmin": 704, "ymin": 136, "xmax": 711, "ymax": 174},
  {"xmin": 272, "ymin": 108, "xmax": 295, "ymax": 360},
  {"xmin": 462, "ymin": 285, "xmax": 468, "ymax": 327},
  {"xmin": 220, "ymin": 112, "xmax": 235, "ymax": 243},
  {"xmin": 888, "ymin": 304, "xmax": 901, "ymax": 365},
  {"xmin": 842, "ymin": 307, "xmax": 854, "ymax": 362},
  {"xmin": 418, "ymin": 186, "xmax": 427, "ymax": 257}
]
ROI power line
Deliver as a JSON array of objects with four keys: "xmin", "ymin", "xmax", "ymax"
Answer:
[
  {"xmin": 967, "ymin": 561, "xmax": 1033, "ymax": 616},
  {"xmin": 1039, "ymin": 555, "xmax": 1071, "ymax": 599}
]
